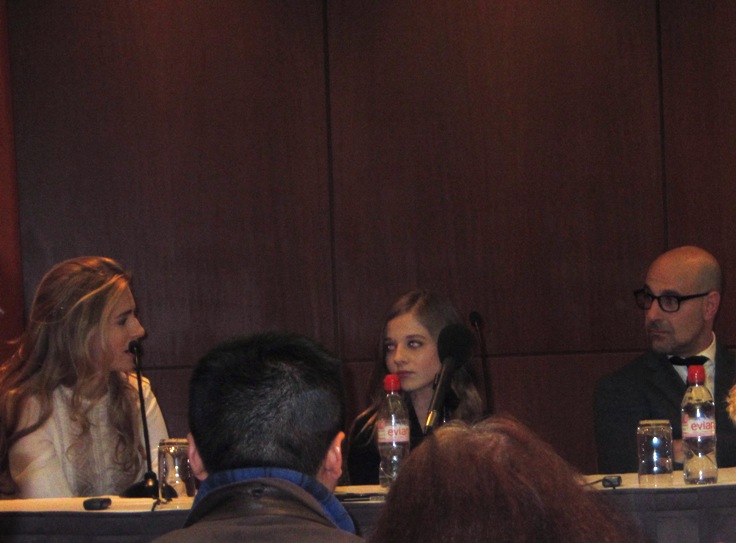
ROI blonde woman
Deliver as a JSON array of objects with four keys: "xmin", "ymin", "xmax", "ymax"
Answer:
[{"xmin": 0, "ymin": 256, "xmax": 168, "ymax": 497}]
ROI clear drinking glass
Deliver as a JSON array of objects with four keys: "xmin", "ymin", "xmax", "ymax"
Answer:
[
  {"xmin": 637, "ymin": 419, "xmax": 674, "ymax": 487},
  {"xmin": 158, "ymin": 438, "xmax": 197, "ymax": 504}
]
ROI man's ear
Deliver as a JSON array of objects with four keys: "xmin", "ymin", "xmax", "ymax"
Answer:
[
  {"xmin": 188, "ymin": 432, "xmax": 209, "ymax": 481},
  {"xmin": 316, "ymin": 431, "xmax": 345, "ymax": 492},
  {"xmin": 705, "ymin": 291, "xmax": 721, "ymax": 321}
]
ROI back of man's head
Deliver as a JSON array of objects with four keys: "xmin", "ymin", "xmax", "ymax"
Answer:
[{"xmin": 188, "ymin": 332, "xmax": 345, "ymax": 477}]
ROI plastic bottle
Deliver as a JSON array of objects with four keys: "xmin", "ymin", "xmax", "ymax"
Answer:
[
  {"xmin": 376, "ymin": 374, "xmax": 411, "ymax": 487},
  {"xmin": 681, "ymin": 364, "xmax": 718, "ymax": 484}
]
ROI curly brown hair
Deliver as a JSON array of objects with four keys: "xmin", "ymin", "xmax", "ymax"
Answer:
[
  {"xmin": 0, "ymin": 256, "xmax": 144, "ymax": 495},
  {"xmin": 371, "ymin": 416, "xmax": 646, "ymax": 543}
]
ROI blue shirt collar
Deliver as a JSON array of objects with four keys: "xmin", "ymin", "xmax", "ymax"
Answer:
[{"xmin": 194, "ymin": 466, "xmax": 355, "ymax": 534}]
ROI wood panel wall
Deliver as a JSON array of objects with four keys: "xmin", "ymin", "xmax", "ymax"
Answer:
[
  {"xmin": 660, "ymin": 5, "xmax": 736, "ymax": 275},
  {"xmin": 5, "ymin": 0, "xmax": 333, "ymax": 440},
  {"xmin": 3, "ymin": 1, "xmax": 735, "ymax": 475},
  {"xmin": 0, "ymin": 0, "xmax": 24, "ymax": 360},
  {"xmin": 329, "ymin": 0, "xmax": 662, "ymax": 469}
]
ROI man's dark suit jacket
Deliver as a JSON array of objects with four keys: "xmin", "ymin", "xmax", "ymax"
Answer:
[{"xmin": 594, "ymin": 342, "xmax": 736, "ymax": 474}]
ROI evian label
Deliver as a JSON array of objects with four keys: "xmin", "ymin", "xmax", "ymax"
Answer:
[
  {"xmin": 682, "ymin": 415, "xmax": 716, "ymax": 438},
  {"xmin": 377, "ymin": 421, "xmax": 410, "ymax": 444}
]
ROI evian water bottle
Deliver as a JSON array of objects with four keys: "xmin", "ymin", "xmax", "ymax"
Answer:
[
  {"xmin": 376, "ymin": 374, "xmax": 410, "ymax": 487},
  {"xmin": 681, "ymin": 364, "xmax": 718, "ymax": 484}
]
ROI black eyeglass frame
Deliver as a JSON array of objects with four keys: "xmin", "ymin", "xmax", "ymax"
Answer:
[{"xmin": 633, "ymin": 288, "xmax": 711, "ymax": 313}]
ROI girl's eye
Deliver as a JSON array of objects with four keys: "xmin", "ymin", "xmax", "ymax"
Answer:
[
  {"xmin": 384, "ymin": 343, "xmax": 396, "ymax": 352},
  {"xmin": 116, "ymin": 310, "xmax": 137, "ymax": 327},
  {"xmin": 408, "ymin": 340, "xmax": 422, "ymax": 348}
]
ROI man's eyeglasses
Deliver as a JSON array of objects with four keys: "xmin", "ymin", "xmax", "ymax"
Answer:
[{"xmin": 633, "ymin": 289, "xmax": 710, "ymax": 313}]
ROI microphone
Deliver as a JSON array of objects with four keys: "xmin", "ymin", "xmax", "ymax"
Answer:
[
  {"xmin": 469, "ymin": 310, "xmax": 492, "ymax": 414},
  {"xmin": 469, "ymin": 311, "xmax": 483, "ymax": 331},
  {"xmin": 120, "ymin": 340, "xmax": 159, "ymax": 499},
  {"xmin": 128, "ymin": 339, "xmax": 143, "ymax": 361},
  {"xmin": 424, "ymin": 324, "xmax": 474, "ymax": 434}
]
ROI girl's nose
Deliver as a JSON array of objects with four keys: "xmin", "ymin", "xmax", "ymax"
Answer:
[{"xmin": 131, "ymin": 317, "xmax": 145, "ymax": 339}]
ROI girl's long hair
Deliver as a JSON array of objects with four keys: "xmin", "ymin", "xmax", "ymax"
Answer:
[
  {"xmin": 351, "ymin": 289, "xmax": 484, "ymax": 444},
  {"xmin": 0, "ymin": 256, "xmax": 143, "ymax": 495}
]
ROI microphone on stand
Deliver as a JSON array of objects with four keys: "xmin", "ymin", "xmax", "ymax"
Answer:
[
  {"xmin": 469, "ymin": 310, "xmax": 493, "ymax": 414},
  {"xmin": 120, "ymin": 340, "xmax": 159, "ymax": 499},
  {"xmin": 424, "ymin": 323, "xmax": 474, "ymax": 434}
]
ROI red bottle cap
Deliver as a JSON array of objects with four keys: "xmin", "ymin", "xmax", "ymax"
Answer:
[
  {"xmin": 687, "ymin": 365, "xmax": 705, "ymax": 385},
  {"xmin": 383, "ymin": 374, "xmax": 401, "ymax": 392}
]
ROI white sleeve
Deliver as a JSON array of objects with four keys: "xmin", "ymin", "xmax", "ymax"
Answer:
[{"xmin": 9, "ymin": 399, "xmax": 74, "ymax": 498}]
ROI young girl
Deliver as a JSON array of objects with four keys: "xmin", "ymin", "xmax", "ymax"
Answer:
[
  {"xmin": 346, "ymin": 289, "xmax": 483, "ymax": 485},
  {"xmin": 0, "ymin": 256, "xmax": 168, "ymax": 497}
]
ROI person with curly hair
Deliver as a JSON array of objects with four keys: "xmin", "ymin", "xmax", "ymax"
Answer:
[
  {"xmin": 371, "ymin": 416, "xmax": 646, "ymax": 543},
  {"xmin": 0, "ymin": 256, "xmax": 168, "ymax": 497}
]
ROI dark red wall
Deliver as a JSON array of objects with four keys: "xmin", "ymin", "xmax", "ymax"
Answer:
[
  {"xmin": 0, "ymin": 0, "xmax": 24, "ymax": 360},
  {"xmin": 3, "ymin": 1, "xmax": 735, "ymax": 474}
]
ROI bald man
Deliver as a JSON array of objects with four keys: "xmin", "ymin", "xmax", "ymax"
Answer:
[{"xmin": 595, "ymin": 246, "xmax": 736, "ymax": 474}]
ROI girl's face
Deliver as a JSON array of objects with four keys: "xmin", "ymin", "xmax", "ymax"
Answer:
[
  {"xmin": 95, "ymin": 286, "xmax": 145, "ymax": 372},
  {"xmin": 384, "ymin": 311, "xmax": 441, "ymax": 397}
]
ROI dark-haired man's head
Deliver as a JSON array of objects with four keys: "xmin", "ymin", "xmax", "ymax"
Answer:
[{"xmin": 187, "ymin": 332, "xmax": 346, "ymax": 490}]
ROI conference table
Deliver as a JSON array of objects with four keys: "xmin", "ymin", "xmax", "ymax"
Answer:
[
  {"xmin": 3, "ymin": 470, "xmax": 736, "ymax": 542},
  {"xmin": 587, "ymin": 468, "xmax": 736, "ymax": 542}
]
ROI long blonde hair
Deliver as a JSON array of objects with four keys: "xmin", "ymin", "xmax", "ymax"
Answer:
[{"xmin": 0, "ymin": 256, "xmax": 143, "ymax": 495}]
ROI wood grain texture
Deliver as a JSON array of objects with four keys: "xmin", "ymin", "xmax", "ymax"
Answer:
[
  {"xmin": 7, "ymin": 1, "xmax": 335, "ymax": 365},
  {"xmin": 329, "ymin": 0, "xmax": 661, "ymax": 361},
  {"xmin": 0, "ymin": 0, "xmax": 24, "ymax": 359},
  {"xmin": 6, "ymin": 1, "xmax": 735, "ymax": 474},
  {"xmin": 660, "ymin": 2, "xmax": 736, "ymax": 342}
]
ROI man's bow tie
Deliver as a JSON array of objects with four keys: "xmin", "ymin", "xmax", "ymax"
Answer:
[{"xmin": 669, "ymin": 355, "xmax": 709, "ymax": 366}]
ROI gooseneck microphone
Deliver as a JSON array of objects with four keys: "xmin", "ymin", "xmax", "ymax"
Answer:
[
  {"xmin": 469, "ymin": 310, "xmax": 492, "ymax": 414},
  {"xmin": 424, "ymin": 323, "xmax": 474, "ymax": 434},
  {"xmin": 120, "ymin": 340, "xmax": 159, "ymax": 498}
]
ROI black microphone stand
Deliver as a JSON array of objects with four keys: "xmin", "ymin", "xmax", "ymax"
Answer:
[
  {"xmin": 424, "ymin": 324, "xmax": 474, "ymax": 435},
  {"xmin": 425, "ymin": 360, "xmax": 457, "ymax": 435},
  {"xmin": 469, "ymin": 311, "xmax": 493, "ymax": 415},
  {"xmin": 120, "ymin": 340, "xmax": 159, "ymax": 498}
]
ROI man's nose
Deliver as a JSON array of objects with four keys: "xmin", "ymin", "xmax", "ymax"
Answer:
[{"xmin": 646, "ymin": 301, "xmax": 664, "ymax": 322}]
